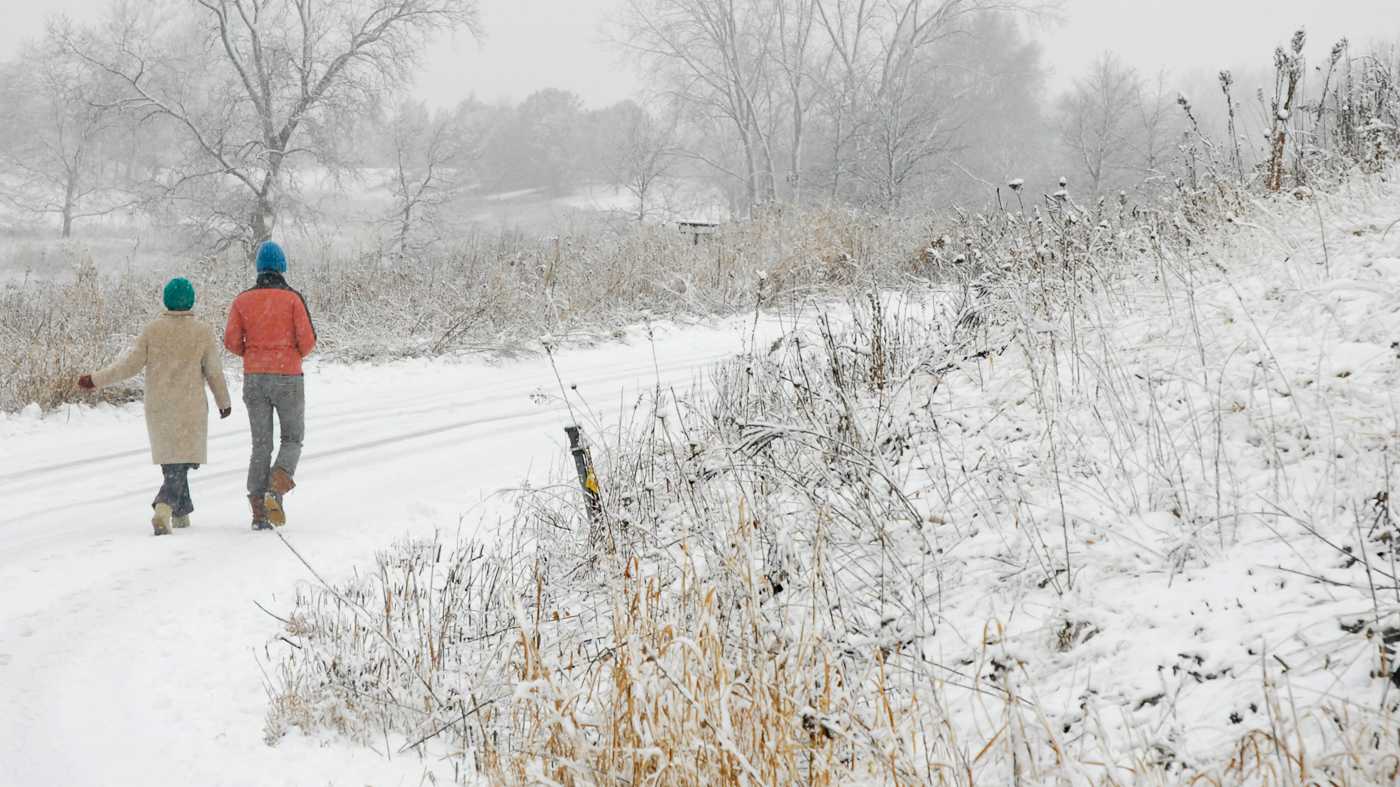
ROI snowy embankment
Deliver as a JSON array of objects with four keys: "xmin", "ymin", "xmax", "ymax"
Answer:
[
  {"xmin": 264, "ymin": 174, "xmax": 1400, "ymax": 786},
  {"xmin": 907, "ymin": 182, "xmax": 1400, "ymax": 781}
]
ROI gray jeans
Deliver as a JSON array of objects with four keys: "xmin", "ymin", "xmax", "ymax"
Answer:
[{"xmin": 242, "ymin": 373, "xmax": 305, "ymax": 495}]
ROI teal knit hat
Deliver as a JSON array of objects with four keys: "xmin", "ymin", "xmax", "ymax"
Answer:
[
  {"xmin": 164, "ymin": 278, "xmax": 195, "ymax": 311},
  {"xmin": 256, "ymin": 241, "xmax": 287, "ymax": 272}
]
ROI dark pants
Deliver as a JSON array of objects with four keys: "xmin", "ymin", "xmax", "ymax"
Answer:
[
  {"xmin": 153, "ymin": 463, "xmax": 199, "ymax": 517},
  {"xmin": 243, "ymin": 373, "xmax": 306, "ymax": 495}
]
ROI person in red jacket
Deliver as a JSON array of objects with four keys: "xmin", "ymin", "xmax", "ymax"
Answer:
[{"xmin": 224, "ymin": 241, "xmax": 316, "ymax": 530}]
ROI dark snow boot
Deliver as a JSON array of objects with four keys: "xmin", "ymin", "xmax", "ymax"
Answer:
[
  {"xmin": 264, "ymin": 467, "xmax": 295, "ymax": 527},
  {"xmin": 249, "ymin": 495, "xmax": 273, "ymax": 531},
  {"xmin": 152, "ymin": 503, "xmax": 173, "ymax": 536}
]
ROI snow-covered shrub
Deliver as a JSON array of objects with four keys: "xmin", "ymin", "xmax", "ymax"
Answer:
[
  {"xmin": 262, "ymin": 534, "xmax": 511, "ymax": 762},
  {"xmin": 266, "ymin": 168, "xmax": 1400, "ymax": 785},
  {"xmin": 0, "ymin": 252, "xmax": 159, "ymax": 409},
  {"xmin": 263, "ymin": 298, "xmax": 978, "ymax": 784},
  {"xmin": 2, "ymin": 203, "xmax": 934, "ymax": 413}
]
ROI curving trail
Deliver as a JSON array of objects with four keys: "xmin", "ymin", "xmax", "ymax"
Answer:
[{"xmin": 0, "ymin": 316, "xmax": 783, "ymax": 786}]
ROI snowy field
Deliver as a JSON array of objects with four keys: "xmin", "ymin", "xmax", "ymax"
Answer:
[
  {"xmin": 0, "ymin": 316, "xmax": 790, "ymax": 785},
  {"xmin": 5, "ymin": 174, "xmax": 1400, "ymax": 785}
]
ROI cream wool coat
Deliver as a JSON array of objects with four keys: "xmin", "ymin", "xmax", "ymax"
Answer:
[{"xmin": 92, "ymin": 310, "xmax": 232, "ymax": 465}]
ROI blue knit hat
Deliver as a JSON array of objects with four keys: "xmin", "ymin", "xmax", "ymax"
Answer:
[
  {"xmin": 256, "ymin": 241, "xmax": 287, "ymax": 272},
  {"xmin": 164, "ymin": 278, "xmax": 195, "ymax": 311}
]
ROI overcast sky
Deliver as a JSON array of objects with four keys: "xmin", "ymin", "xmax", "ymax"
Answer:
[{"xmin": 3, "ymin": 0, "xmax": 1399, "ymax": 109}]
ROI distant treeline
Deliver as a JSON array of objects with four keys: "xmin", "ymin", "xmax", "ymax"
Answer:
[{"xmin": 0, "ymin": 0, "xmax": 1395, "ymax": 253}]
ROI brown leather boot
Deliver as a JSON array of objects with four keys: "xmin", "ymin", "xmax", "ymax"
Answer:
[
  {"xmin": 249, "ymin": 495, "xmax": 273, "ymax": 531},
  {"xmin": 269, "ymin": 467, "xmax": 296, "ymax": 495},
  {"xmin": 265, "ymin": 467, "xmax": 295, "ymax": 527}
]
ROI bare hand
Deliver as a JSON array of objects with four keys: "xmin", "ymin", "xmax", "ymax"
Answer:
[
  {"xmin": 78, "ymin": 375, "xmax": 94, "ymax": 390},
  {"xmin": 219, "ymin": 407, "xmax": 232, "ymax": 419}
]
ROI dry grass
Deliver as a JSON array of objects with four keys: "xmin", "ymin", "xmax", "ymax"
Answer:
[
  {"xmin": 0, "ymin": 251, "xmax": 155, "ymax": 409},
  {"xmin": 251, "ymin": 187, "xmax": 1138, "ymax": 781},
  {"xmin": 2, "ymin": 204, "xmax": 933, "ymax": 413},
  {"xmin": 259, "ymin": 162, "xmax": 1400, "ymax": 785}
]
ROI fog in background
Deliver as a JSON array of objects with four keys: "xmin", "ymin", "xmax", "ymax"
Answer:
[{"xmin": 0, "ymin": 0, "xmax": 1396, "ymax": 259}]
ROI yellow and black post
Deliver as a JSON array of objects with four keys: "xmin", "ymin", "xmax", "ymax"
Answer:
[{"xmin": 565, "ymin": 425, "xmax": 601, "ymax": 521}]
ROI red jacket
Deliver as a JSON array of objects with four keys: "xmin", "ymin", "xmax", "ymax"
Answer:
[{"xmin": 224, "ymin": 273, "xmax": 317, "ymax": 374}]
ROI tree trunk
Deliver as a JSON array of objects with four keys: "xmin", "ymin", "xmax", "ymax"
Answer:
[
  {"xmin": 251, "ymin": 167, "xmax": 279, "ymax": 251},
  {"xmin": 398, "ymin": 204, "xmax": 413, "ymax": 252},
  {"xmin": 757, "ymin": 119, "xmax": 778, "ymax": 204},
  {"xmin": 61, "ymin": 171, "xmax": 78, "ymax": 238},
  {"xmin": 739, "ymin": 125, "xmax": 759, "ymax": 216},
  {"xmin": 790, "ymin": 97, "xmax": 805, "ymax": 203},
  {"xmin": 250, "ymin": 204, "xmax": 273, "ymax": 251},
  {"xmin": 830, "ymin": 112, "xmax": 844, "ymax": 200}
]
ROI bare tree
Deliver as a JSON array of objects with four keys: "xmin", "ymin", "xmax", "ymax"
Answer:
[
  {"xmin": 1126, "ymin": 69, "xmax": 1182, "ymax": 184},
  {"xmin": 381, "ymin": 100, "xmax": 474, "ymax": 252},
  {"xmin": 809, "ymin": 0, "xmax": 873, "ymax": 200},
  {"xmin": 0, "ymin": 28, "xmax": 134, "ymax": 237},
  {"xmin": 772, "ymin": 0, "xmax": 820, "ymax": 201},
  {"xmin": 814, "ymin": 2, "xmax": 1056, "ymax": 208},
  {"xmin": 864, "ymin": 60, "xmax": 956, "ymax": 208},
  {"xmin": 62, "ymin": 0, "xmax": 479, "ymax": 252},
  {"xmin": 618, "ymin": 0, "xmax": 782, "ymax": 214},
  {"xmin": 598, "ymin": 102, "xmax": 680, "ymax": 221},
  {"xmin": 1054, "ymin": 53, "xmax": 1141, "ymax": 194},
  {"xmin": 620, "ymin": 0, "xmax": 1057, "ymax": 213}
]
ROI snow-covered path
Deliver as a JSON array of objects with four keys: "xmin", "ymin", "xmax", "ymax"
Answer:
[{"xmin": 0, "ymin": 317, "xmax": 779, "ymax": 786}]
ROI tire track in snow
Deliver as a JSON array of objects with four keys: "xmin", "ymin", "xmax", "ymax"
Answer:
[{"xmin": 0, "ymin": 342, "xmax": 718, "ymax": 492}]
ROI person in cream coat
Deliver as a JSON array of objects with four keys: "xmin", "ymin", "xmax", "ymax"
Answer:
[{"xmin": 80, "ymin": 277, "xmax": 232, "ymax": 535}]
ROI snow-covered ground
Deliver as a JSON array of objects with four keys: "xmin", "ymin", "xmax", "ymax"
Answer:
[
  {"xmin": 5, "ymin": 174, "xmax": 1400, "ymax": 785},
  {"xmin": 879, "ymin": 182, "xmax": 1400, "ymax": 781},
  {"xmin": 0, "ymin": 316, "xmax": 790, "ymax": 786}
]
